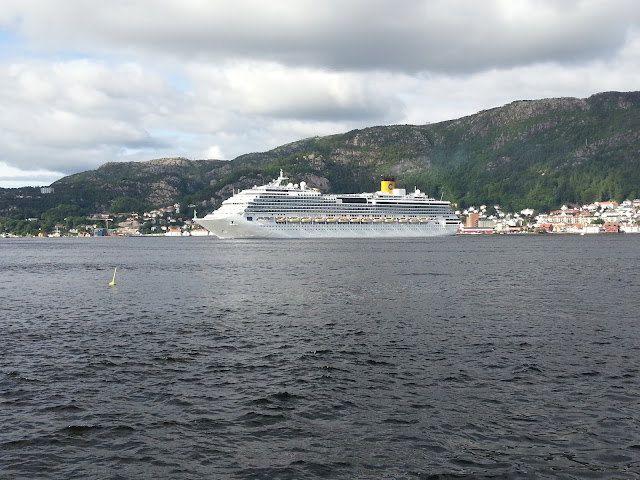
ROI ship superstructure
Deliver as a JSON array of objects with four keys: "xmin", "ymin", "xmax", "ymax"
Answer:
[{"xmin": 195, "ymin": 170, "xmax": 460, "ymax": 238}]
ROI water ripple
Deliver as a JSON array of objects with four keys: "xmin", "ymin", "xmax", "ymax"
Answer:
[{"xmin": 1, "ymin": 236, "xmax": 640, "ymax": 478}]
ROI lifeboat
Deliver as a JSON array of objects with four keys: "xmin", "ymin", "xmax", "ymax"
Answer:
[
  {"xmin": 372, "ymin": 218, "xmax": 383, "ymax": 223},
  {"xmin": 288, "ymin": 217, "xmax": 300, "ymax": 223},
  {"xmin": 275, "ymin": 217, "xmax": 286, "ymax": 223},
  {"xmin": 409, "ymin": 218, "xmax": 419, "ymax": 223},
  {"xmin": 349, "ymin": 217, "xmax": 360, "ymax": 223},
  {"xmin": 301, "ymin": 217, "xmax": 312, "ymax": 223},
  {"xmin": 419, "ymin": 218, "xmax": 430, "ymax": 223},
  {"xmin": 361, "ymin": 218, "xmax": 372, "ymax": 223},
  {"xmin": 314, "ymin": 217, "xmax": 326, "ymax": 223},
  {"xmin": 326, "ymin": 217, "xmax": 337, "ymax": 223},
  {"xmin": 384, "ymin": 218, "xmax": 395, "ymax": 223},
  {"xmin": 338, "ymin": 217, "xmax": 350, "ymax": 223},
  {"xmin": 398, "ymin": 218, "xmax": 408, "ymax": 223}
]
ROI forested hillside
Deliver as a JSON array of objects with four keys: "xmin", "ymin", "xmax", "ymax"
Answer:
[{"xmin": 1, "ymin": 91, "xmax": 638, "ymax": 224}]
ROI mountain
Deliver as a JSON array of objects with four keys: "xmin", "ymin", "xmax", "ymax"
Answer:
[{"xmin": 2, "ymin": 91, "xmax": 639, "ymax": 222}]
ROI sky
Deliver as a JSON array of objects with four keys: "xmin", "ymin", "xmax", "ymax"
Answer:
[{"xmin": 1, "ymin": 0, "xmax": 639, "ymax": 188}]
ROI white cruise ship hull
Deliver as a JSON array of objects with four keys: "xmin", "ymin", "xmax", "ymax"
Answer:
[
  {"xmin": 197, "ymin": 214, "xmax": 459, "ymax": 239},
  {"xmin": 195, "ymin": 170, "xmax": 460, "ymax": 239}
]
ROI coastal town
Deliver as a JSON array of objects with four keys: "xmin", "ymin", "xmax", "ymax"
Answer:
[
  {"xmin": 457, "ymin": 199, "xmax": 640, "ymax": 234},
  {"xmin": 2, "ymin": 198, "xmax": 640, "ymax": 237}
]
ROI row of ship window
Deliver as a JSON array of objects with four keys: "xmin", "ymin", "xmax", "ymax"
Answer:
[
  {"xmin": 247, "ymin": 216, "xmax": 443, "ymax": 225},
  {"xmin": 245, "ymin": 207, "xmax": 450, "ymax": 214}
]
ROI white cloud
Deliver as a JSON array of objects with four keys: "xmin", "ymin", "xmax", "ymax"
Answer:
[
  {"xmin": 185, "ymin": 61, "xmax": 401, "ymax": 121},
  {"xmin": 0, "ymin": 161, "xmax": 64, "ymax": 188},
  {"xmin": 4, "ymin": 0, "xmax": 640, "ymax": 72},
  {"xmin": 202, "ymin": 145, "xmax": 223, "ymax": 160},
  {"xmin": 0, "ymin": 59, "xmax": 172, "ymax": 174}
]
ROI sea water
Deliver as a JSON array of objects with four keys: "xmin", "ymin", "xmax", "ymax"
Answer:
[{"xmin": 1, "ymin": 235, "xmax": 639, "ymax": 479}]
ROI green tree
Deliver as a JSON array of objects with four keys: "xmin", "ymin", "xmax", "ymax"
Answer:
[{"xmin": 109, "ymin": 196, "xmax": 149, "ymax": 214}]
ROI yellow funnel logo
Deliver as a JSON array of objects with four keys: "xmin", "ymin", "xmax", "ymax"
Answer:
[{"xmin": 381, "ymin": 180, "xmax": 395, "ymax": 194}]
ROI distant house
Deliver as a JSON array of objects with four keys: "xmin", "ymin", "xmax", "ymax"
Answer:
[
  {"xmin": 621, "ymin": 224, "xmax": 640, "ymax": 233},
  {"xmin": 604, "ymin": 222, "xmax": 620, "ymax": 233},
  {"xmin": 190, "ymin": 227, "xmax": 210, "ymax": 236},
  {"xmin": 596, "ymin": 201, "xmax": 619, "ymax": 209},
  {"xmin": 537, "ymin": 209, "xmax": 594, "ymax": 227},
  {"xmin": 457, "ymin": 226, "xmax": 493, "ymax": 234},
  {"xmin": 466, "ymin": 213, "xmax": 479, "ymax": 228}
]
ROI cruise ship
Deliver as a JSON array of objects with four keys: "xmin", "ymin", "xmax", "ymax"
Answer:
[{"xmin": 195, "ymin": 170, "xmax": 460, "ymax": 238}]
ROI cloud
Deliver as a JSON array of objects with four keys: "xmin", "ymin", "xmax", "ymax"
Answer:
[
  {"xmin": 1, "ymin": 0, "xmax": 639, "ymax": 187},
  {"xmin": 4, "ymin": 0, "xmax": 640, "ymax": 72},
  {"xmin": 0, "ymin": 60, "xmax": 171, "ymax": 169},
  {"xmin": 186, "ymin": 61, "xmax": 401, "ymax": 121},
  {"xmin": 0, "ymin": 161, "xmax": 64, "ymax": 188}
]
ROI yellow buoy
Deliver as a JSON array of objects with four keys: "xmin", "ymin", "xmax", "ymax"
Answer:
[{"xmin": 109, "ymin": 267, "xmax": 117, "ymax": 286}]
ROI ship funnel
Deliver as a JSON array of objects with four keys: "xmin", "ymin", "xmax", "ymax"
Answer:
[{"xmin": 380, "ymin": 176, "xmax": 395, "ymax": 194}]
